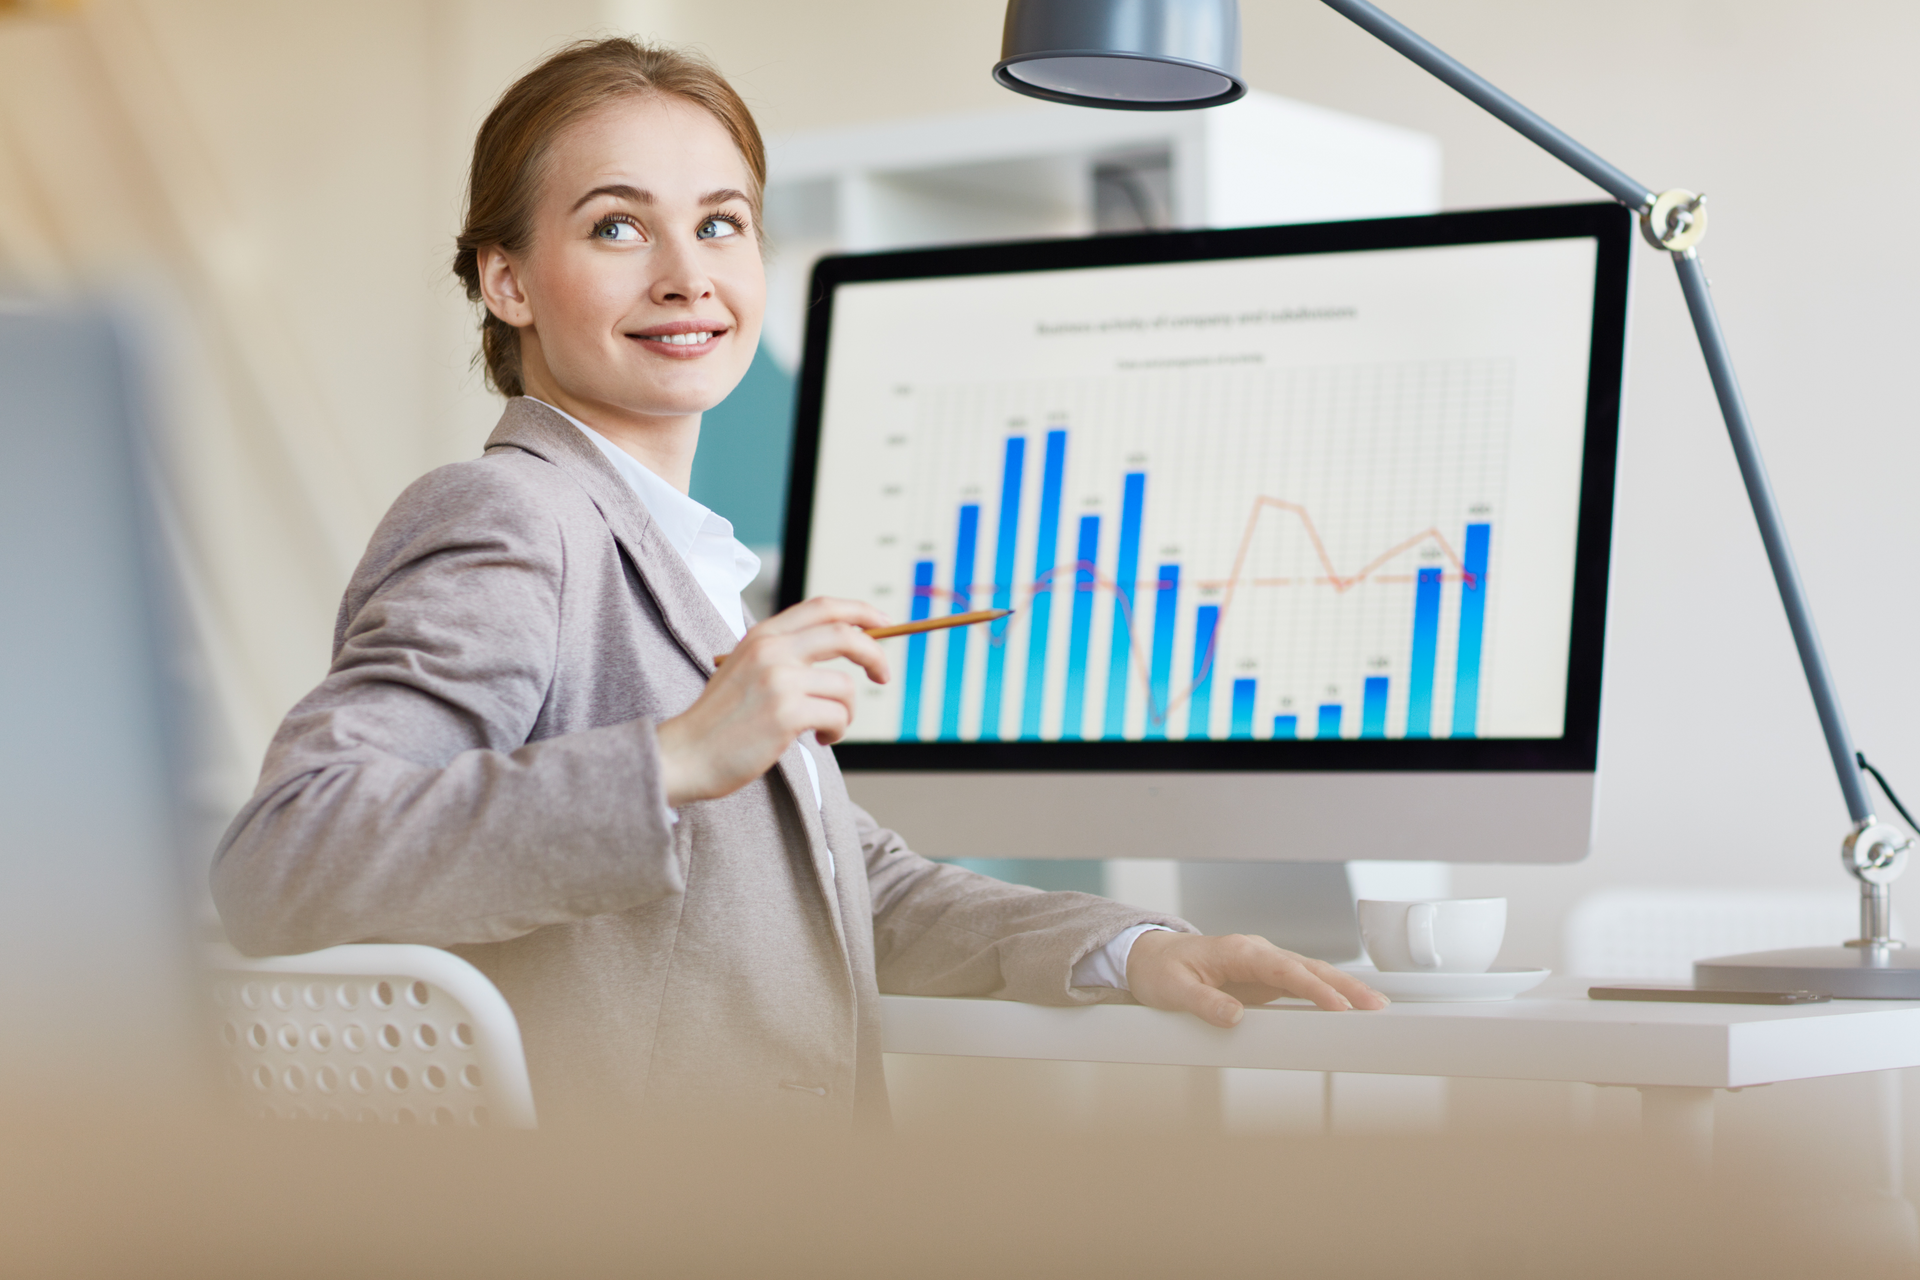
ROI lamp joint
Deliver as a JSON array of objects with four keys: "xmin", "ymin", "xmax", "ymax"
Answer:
[
  {"xmin": 1842, "ymin": 818, "xmax": 1912, "ymax": 949},
  {"xmin": 1639, "ymin": 189, "xmax": 1709, "ymax": 252}
]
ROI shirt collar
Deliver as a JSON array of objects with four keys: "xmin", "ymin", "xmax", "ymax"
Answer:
[{"xmin": 528, "ymin": 398, "xmax": 721, "ymax": 558}]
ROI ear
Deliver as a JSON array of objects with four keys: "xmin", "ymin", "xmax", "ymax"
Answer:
[{"xmin": 477, "ymin": 245, "xmax": 535, "ymax": 329}]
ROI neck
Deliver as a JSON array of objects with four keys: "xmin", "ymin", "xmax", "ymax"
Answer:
[{"xmin": 519, "ymin": 361, "xmax": 699, "ymax": 495}]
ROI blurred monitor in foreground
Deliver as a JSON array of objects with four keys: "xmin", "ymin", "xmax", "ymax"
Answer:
[
  {"xmin": 783, "ymin": 202, "xmax": 1629, "ymax": 865},
  {"xmin": 0, "ymin": 302, "xmax": 196, "ymax": 1107}
]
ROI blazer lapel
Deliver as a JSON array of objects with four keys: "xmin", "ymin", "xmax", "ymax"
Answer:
[
  {"xmin": 486, "ymin": 400, "xmax": 737, "ymax": 671},
  {"xmin": 484, "ymin": 400, "xmax": 849, "ymax": 948}
]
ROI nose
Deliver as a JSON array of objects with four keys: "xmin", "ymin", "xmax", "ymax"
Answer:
[{"xmin": 649, "ymin": 231, "xmax": 715, "ymax": 308}]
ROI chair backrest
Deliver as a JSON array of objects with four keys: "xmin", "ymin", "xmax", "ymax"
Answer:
[
  {"xmin": 1563, "ymin": 887, "xmax": 1889, "ymax": 982},
  {"xmin": 205, "ymin": 943, "xmax": 536, "ymax": 1128}
]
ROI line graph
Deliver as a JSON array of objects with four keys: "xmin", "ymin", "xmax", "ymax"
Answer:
[{"xmin": 817, "ymin": 357, "xmax": 1549, "ymax": 744}]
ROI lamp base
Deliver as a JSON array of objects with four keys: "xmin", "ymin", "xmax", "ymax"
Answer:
[{"xmin": 1694, "ymin": 946, "xmax": 1920, "ymax": 999}]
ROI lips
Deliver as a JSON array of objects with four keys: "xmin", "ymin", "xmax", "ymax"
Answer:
[{"xmin": 628, "ymin": 319, "xmax": 729, "ymax": 357}]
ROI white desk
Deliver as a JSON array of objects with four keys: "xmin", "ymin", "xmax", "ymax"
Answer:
[
  {"xmin": 881, "ymin": 979, "xmax": 1920, "ymax": 1191},
  {"xmin": 881, "ymin": 980, "xmax": 1920, "ymax": 1090}
]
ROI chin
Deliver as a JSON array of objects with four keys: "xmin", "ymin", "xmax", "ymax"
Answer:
[
  {"xmin": 614, "ymin": 362, "xmax": 749, "ymax": 414},
  {"xmin": 621, "ymin": 389, "xmax": 735, "ymax": 418}
]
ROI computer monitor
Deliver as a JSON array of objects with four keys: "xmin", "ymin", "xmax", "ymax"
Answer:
[
  {"xmin": 0, "ymin": 303, "xmax": 197, "ymax": 1103},
  {"xmin": 780, "ymin": 201, "xmax": 1629, "ymax": 865}
]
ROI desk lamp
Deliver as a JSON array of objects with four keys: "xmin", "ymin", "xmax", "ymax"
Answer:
[{"xmin": 990, "ymin": 0, "xmax": 1920, "ymax": 996}]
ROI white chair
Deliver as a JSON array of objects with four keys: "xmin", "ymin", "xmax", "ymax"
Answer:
[
  {"xmin": 1563, "ymin": 888, "xmax": 1898, "ymax": 982},
  {"xmin": 205, "ymin": 943, "xmax": 536, "ymax": 1128}
]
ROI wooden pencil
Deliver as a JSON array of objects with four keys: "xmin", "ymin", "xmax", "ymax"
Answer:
[
  {"xmin": 865, "ymin": 608, "xmax": 1011, "ymax": 640},
  {"xmin": 713, "ymin": 608, "xmax": 1011, "ymax": 666}
]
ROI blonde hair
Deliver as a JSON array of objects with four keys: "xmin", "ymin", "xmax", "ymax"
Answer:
[{"xmin": 452, "ymin": 38, "xmax": 766, "ymax": 397}]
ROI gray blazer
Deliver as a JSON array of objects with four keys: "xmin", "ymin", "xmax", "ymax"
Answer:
[{"xmin": 212, "ymin": 398, "xmax": 1187, "ymax": 1127}]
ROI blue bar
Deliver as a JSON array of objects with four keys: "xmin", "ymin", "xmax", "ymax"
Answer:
[
  {"xmin": 1019, "ymin": 429, "xmax": 1067, "ymax": 740},
  {"xmin": 1406, "ymin": 566, "xmax": 1442, "ymax": 739},
  {"xmin": 1101, "ymin": 472, "xmax": 1147, "ymax": 739},
  {"xmin": 1230, "ymin": 679, "xmax": 1256, "ymax": 739},
  {"xmin": 1060, "ymin": 515, "xmax": 1100, "ymax": 739},
  {"xmin": 1144, "ymin": 564, "xmax": 1181, "ymax": 740},
  {"xmin": 1451, "ymin": 523, "xmax": 1492, "ymax": 738},
  {"xmin": 977, "ymin": 437, "xmax": 1025, "ymax": 741},
  {"xmin": 1361, "ymin": 676, "xmax": 1389, "ymax": 738},
  {"xmin": 937, "ymin": 504, "xmax": 980, "ymax": 740},
  {"xmin": 899, "ymin": 560, "xmax": 935, "ymax": 740},
  {"xmin": 1273, "ymin": 714, "xmax": 1298, "ymax": 739},
  {"xmin": 1186, "ymin": 604, "xmax": 1219, "ymax": 740},
  {"xmin": 1317, "ymin": 703, "xmax": 1343, "ymax": 739}
]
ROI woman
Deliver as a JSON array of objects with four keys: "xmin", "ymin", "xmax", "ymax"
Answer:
[{"xmin": 212, "ymin": 38, "xmax": 1383, "ymax": 1127}]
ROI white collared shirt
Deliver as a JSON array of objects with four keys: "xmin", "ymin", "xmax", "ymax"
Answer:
[{"xmin": 538, "ymin": 399, "xmax": 1156, "ymax": 988}]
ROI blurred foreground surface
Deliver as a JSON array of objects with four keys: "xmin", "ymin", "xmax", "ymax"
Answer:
[{"xmin": 1, "ymin": 1107, "xmax": 1910, "ymax": 1279}]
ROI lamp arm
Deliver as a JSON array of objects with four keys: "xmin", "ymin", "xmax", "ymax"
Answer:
[
  {"xmin": 1671, "ymin": 254, "xmax": 1872, "ymax": 822},
  {"xmin": 1317, "ymin": 0, "xmax": 1876, "ymax": 826},
  {"xmin": 1317, "ymin": 0, "xmax": 1654, "ymax": 209}
]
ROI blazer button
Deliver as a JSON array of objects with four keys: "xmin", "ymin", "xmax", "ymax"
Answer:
[{"xmin": 779, "ymin": 1081, "xmax": 828, "ymax": 1097}]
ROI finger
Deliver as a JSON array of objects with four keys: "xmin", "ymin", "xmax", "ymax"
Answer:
[
  {"xmin": 777, "ymin": 623, "xmax": 891, "ymax": 685},
  {"xmin": 752, "ymin": 596, "xmax": 892, "ymax": 639},
  {"xmin": 1267, "ymin": 959, "xmax": 1374, "ymax": 1013},
  {"xmin": 790, "ymin": 666, "xmax": 858, "ymax": 712},
  {"xmin": 1165, "ymin": 971, "xmax": 1246, "ymax": 1029},
  {"xmin": 1301, "ymin": 958, "xmax": 1390, "ymax": 1009},
  {"xmin": 1216, "ymin": 939, "xmax": 1376, "ymax": 1012},
  {"xmin": 783, "ymin": 671, "xmax": 859, "ymax": 742},
  {"xmin": 1288, "ymin": 971, "xmax": 1353, "ymax": 1012},
  {"xmin": 804, "ymin": 699, "xmax": 853, "ymax": 745},
  {"xmin": 1249, "ymin": 951, "xmax": 1353, "ymax": 1012}
]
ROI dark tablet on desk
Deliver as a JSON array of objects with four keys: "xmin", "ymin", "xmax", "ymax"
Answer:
[{"xmin": 1588, "ymin": 986, "xmax": 1829, "ymax": 1005}]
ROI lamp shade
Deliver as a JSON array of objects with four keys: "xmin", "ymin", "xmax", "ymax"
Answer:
[{"xmin": 994, "ymin": 0, "xmax": 1246, "ymax": 110}]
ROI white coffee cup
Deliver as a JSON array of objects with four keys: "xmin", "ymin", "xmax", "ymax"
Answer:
[{"xmin": 1358, "ymin": 898, "xmax": 1507, "ymax": 973}]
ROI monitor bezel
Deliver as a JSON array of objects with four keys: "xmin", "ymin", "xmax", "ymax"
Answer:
[{"xmin": 779, "ymin": 201, "xmax": 1631, "ymax": 773}]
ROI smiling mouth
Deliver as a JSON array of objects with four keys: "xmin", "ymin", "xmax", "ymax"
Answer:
[{"xmin": 637, "ymin": 330, "xmax": 719, "ymax": 346}]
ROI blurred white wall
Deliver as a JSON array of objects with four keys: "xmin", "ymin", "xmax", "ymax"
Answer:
[{"xmin": 3, "ymin": 0, "xmax": 1917, "ymax": 976}]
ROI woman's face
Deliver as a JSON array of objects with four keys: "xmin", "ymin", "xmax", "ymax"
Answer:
[{"xmin": 492, "ymin": 94, "xmax": 764, "ymax": 422}]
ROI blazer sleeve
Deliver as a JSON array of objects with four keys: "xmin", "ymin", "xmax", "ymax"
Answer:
[
  {"xmin": 210, "ymin": 461, "xmax": 681, "ymax": 956},
  {"xmin": 855, "ymin": 804, "xmax": 1195, "ymax": 1006}
]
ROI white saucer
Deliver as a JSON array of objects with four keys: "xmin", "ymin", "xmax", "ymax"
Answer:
[{"xmin": 1340, "ymin": 964, "xmax": 1551, "ymax": 1003}]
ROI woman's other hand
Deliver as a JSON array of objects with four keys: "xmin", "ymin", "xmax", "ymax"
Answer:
[
  {"xmin": 656, "ymin": 597, "xmax": 891, "ymax": 806},
  {"xmin": 1125, "ymin": 930, "xmax": 1389, "ymax": 1027}
]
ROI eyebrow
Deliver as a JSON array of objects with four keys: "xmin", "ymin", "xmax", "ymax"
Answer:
[{"xmin": 569, "ymin": 184, "xmax": 753, "ymax": 213}]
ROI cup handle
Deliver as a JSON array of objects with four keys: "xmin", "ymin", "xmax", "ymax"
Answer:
[{"xmin": 1407, "ymin": 903, "xmax": 1442, "ymax": 969}]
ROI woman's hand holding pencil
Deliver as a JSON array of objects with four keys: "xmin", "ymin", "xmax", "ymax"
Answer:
[
  {"xmin": 655, "ymin": 597, "xmax": 892, "ymax": 806},
  {"xmin": 660, "ymin": 601, "xmax": 1011, "ymax": 807}
]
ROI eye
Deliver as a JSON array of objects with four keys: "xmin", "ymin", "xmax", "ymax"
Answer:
[
  {"xmin": 591, "ymin": 214, "xmax": 643, "ymax": 243},
  {"xmin": 696, "ymin": 213, "xmax": 745, "ymax": 241}
]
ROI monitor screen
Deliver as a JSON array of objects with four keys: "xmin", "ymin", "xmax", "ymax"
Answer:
[{"xmin": 782, "ymin": 202, "xmax": 1628, "ymax": 778}]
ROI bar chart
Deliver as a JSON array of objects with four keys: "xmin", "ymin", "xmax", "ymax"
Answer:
[{"xmin": 822, "ymin": 355, "xmax": 1565, "ymax": 744}]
